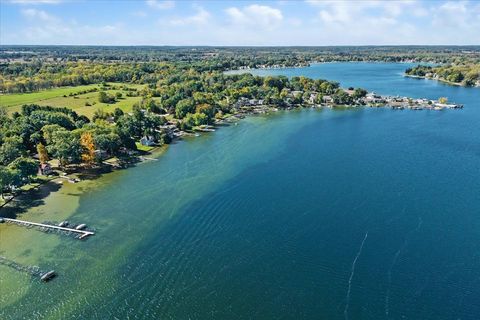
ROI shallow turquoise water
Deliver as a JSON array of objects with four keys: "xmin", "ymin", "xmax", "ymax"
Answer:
[{"xmin": 1, "ymin": 63, "xmax": 480, "ymax": 319}]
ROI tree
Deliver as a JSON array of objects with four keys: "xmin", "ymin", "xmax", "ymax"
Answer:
[
  {"xmin": 0, "ymin": 136, "xmax": 24, "ymax": 165},
  {"xmin": 175, "ymin": 98, "xmax": 195, "ymax": 119},
  {"xmin": 80, "ymin": 132, "xmax": 96, "ymax": 165},
  {"xmin": 115, "ymin": 115, "xmax": 140, "ymax": 149},
  {"xmin": 42, "ymin": 124, "xmax": 65, "ymax": 145},
  {"xmin": 196, "ymin": 103, "xmax": 216, "ymax": 122},
  {"xmin": 98, "ymin": 91, "xmax": 115, "ymax": 103},
  {"xmin": 95, "ymin": 133, "xmax": 121, "ymax": 155},
  {"xmin": 8, "ymin": 157, "xmax": 38, "ymax": 185},
  {"xmin": 332, "ymin": 90, "xmax": 353, "ymax": 105},
  {"xmin": 37, "ymin": 143, "xmax": 49, "ymax": 164},
  {"xmin": 352, "ymin": 88, "xmax": 368, "ymax": 99},
  {"xmin": 0, "ymin": 166, "xmax": 15, "ymax": 199},
  {"xmin": 93, "ymin": 108, "xmax": 109, "ymax": 122},
  {"xmin": 192, "ymin": 113, "xmax": 208, "ymax": 126},
  {"xmin": 0, "ymin": 107, "xmax": 8, "ymax": 122},
  {"xmin": 113, "ymin": 107, "xmax": 124, "ymax": 121},
  {"xmin": 46, "ymin": 129, "xmax": 82, "ymax": 167}
]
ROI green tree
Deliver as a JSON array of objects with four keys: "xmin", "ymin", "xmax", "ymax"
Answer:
[
  {"xmin": 8, "ymin": 157, "xmax": 38, "ymax": 185},
  {"xmin": 352, "ymin": 88, "xmax": 368, "ymax": 99},
  {"xmin": 46, "ymin": 130, "xmax": 82, "ymax": 167},
  {"xmin": 196, "ymin": 103, "xmax": 216, "ymax": 122},
  {"xmin": 95, "ymin": 133, "xmax": 121, "ymax": 155},
  {"xmin": 113, "ymin": 107, "xmax": 124, "ymax": 121},
  {"xmin": 332, "ymin": 90, "xmax": 353, "ymax": 105},
  {"xmin": 98, "ymin": 91, "xmax": 115, "ymax": 103},
  {"xmin": 0, "ymin": 136, "xmax": 24, "ymax": 165},
  {"xmin": 0, "ymin": 166, "xmax": 15, "ymax": 199},
  {"xmin": 175, "ymin": 98, "xmax": 196, "ymax": 119}
]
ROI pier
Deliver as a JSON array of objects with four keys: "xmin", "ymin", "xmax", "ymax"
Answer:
[{"xmin": 1, "ymin": 218, "xmax": 94, "ymax": 239}]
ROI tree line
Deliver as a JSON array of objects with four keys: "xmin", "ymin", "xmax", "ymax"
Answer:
[{"xmin": 405, "ymin": 64, "xmax": 480, "ymax": 86}]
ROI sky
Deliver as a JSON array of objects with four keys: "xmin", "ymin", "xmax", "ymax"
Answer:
[{"xmin": 1, "ymin": 0, "xmax": 479, "ymax": 46}]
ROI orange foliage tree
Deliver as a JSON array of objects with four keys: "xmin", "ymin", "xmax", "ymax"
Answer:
[{"xmin": 80, "ymin": 132, "xmax": 96, "ymax": 165}]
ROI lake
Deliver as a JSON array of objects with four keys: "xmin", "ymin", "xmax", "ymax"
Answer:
[{"xmin": 1, "ymin": 62, "xmax": 479, "ymax": 319}]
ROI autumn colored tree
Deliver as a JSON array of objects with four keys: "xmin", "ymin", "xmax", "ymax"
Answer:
[
  {"xmin": 80, "ymin": 132, "xmax": 96, "ymax": 165},
  {"xmin": 438, "ymin": 97, "xmax": 448, "ymax": 104},
  {"xmin": 37, "ymin": 143, "xmax": 49, "ymax": 164}
]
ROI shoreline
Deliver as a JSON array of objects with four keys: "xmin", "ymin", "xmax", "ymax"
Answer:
[
  {"xmin": 226, "ymin": 60, "xmax": 441, "ymax": 73},
  {"xmin": 0, "ymin": 92, "xmax": 464, "ymax": 221},
  {"xmin": 404, "ymin": 74, "xmax": 480, "ymax": 88},
  {"xmin": 0, "ymin": 145, "xmax": 169, "ymax": 219},
  {"xmin": 0, "ymin": 97, "xmax": 463, "ymax": 221}
]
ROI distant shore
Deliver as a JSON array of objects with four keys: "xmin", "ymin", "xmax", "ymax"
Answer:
[{"xmin": 403, "ymin": 74, "xmax": 477, "ymax": 87}]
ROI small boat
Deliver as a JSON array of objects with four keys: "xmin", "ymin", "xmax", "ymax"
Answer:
[
  {"xmin": 40, "ymin": 270, "xmax": 56, "ymax": 282},
  {"xmin": 58, "ymin": 221, "xmax": 69, "ymax": 227},
  {"xmin": 75, "ymin": 224, "xmax": 87, "ymax": 230}
]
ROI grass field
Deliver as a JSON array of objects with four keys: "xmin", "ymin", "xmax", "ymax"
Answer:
[
  {"xmin": 0, "ymin": 84, "xmax": 100, "ymax": 107},
  {"xmin": 0, "ymin": 83, "xmax": 149, "ymax": 119}
]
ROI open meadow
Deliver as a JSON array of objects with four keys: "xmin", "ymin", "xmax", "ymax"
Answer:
[{"xmin": 0, "ymin": 83, "xmax": 147, "ymax": 118}]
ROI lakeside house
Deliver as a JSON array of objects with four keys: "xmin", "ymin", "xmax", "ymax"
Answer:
[
  {"xmin": 94, "ymin": 149, "xmax": 109, "ymax": 161},
  {"xmin": 38, "ymin": 163, "xmax": 53, "ymax": 175},
  {"xmin": 365, "ymin": 92, "xmax": 385, "ymax": 104},
  {"xmin": 140, "ymin": 136, "xmax": 156, "ymax": 146},
  {"xmin": 158, "ymin": 124, "xmax": 179, "ymax": 139},
  {"xmin": 322, "ymin": 95, "xmax": 333, "ymax": 104},
  {"xmin": 228, "ymin": 89, "xmax": 461, "ymax": 117}
]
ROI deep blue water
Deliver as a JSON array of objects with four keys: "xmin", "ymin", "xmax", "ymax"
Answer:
[{"xmin": 2, "ymin": 63, "xmax": 479, "ymax": 319}]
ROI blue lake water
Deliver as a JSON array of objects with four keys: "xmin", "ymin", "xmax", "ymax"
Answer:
[{"xmin": 1, "ymin": 62, "xmax": 479, "ymax": 319}]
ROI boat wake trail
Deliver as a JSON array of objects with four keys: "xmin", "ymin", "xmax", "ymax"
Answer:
[
  {"xmin": 385, "ymin": 217, "xmax": 423, "ymax": 317},
  {"xmin": 344, "ymin": 232, "xmax": 369, "ymax": 320}
]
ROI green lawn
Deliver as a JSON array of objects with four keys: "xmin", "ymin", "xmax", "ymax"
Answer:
[
  {"xmin": 0, "ymin": 84, "xmax": 100, "ymax": 107},
  {"xmin": 1, "ymin": 83, "xmax": 149, "ymax": 119},
  {"xmin": 135, "ymin": 142, "xmax": 155, "ymax": 152}
]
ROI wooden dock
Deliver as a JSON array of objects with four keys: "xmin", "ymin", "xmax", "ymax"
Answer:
[{"xmin": 2, "ymin": 218, "xmax": 94, "ymax": 237}]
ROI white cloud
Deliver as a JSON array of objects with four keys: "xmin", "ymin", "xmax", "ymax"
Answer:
[
  {"xmin": 146, "ymin": 0, "xmax": 174, "ymax": 10},
  {"xmin": 10, "ymin": 8, "xmax": 128, "ymax": 45},
  {"xmin": 307, "ymin": 0, "xmax": 417, "ymax": 23},
  {"xmin": 430, "ymin": 1, "xmax": 480, "ymax": 38},
  {"xmin": 3, "ymin": 0, "xmax": 480, "ymax": 45},
  {"xmin": 226, "ymin": 4, "xmax": 283, "ymax": 29},
  {"xmin": 21, "ymin": 8, "xmax": 58, "ymax": 22},
  {"xmin": 169, "ymin": 7, "xmax": 210, "ymax": 26}
]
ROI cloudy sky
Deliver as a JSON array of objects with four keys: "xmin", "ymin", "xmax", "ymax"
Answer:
[{"xmin": 1, "ymin": 0, "xmax": 479, "ymax": 45}]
